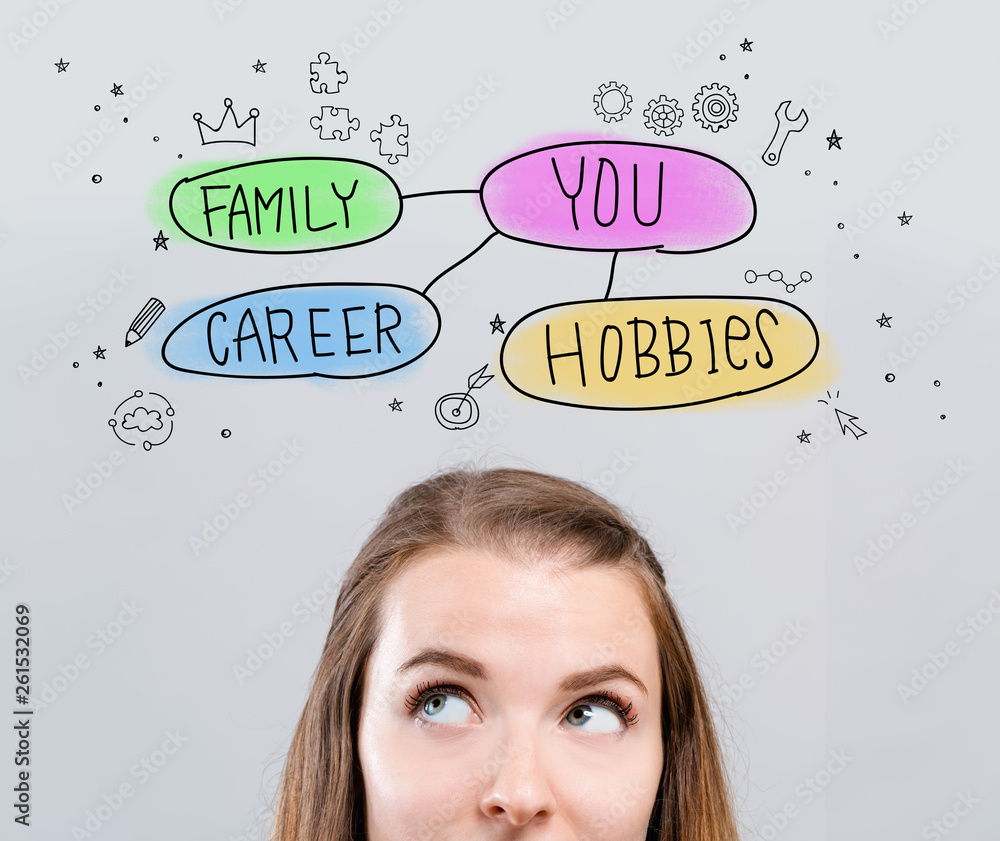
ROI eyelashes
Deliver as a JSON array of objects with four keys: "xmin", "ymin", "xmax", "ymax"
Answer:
[
  {"xmin": 578, "ymin": 690, "xmax": 638, "ymax": 728},
  {"xmin": 404, "ymin": 680, "xmax": 475, "ymax": 715},
  {"xmin": 404, "ymin": 680, "xmax": 639, "ymax": 729}
]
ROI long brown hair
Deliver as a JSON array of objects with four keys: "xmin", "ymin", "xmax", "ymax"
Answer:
[{"xmin": 273, "ymin": 468, "xmax": 738, "ymax": 841}]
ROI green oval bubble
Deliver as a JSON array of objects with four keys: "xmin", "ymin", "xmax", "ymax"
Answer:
[{"xmin": 168, "ymin": 157, "xmax": 402, "ymax": 253}]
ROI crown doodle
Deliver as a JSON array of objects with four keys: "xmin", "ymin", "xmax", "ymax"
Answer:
[{"xmin": 193, "ymin": 98, "xmax": 260, "ymax": 146}]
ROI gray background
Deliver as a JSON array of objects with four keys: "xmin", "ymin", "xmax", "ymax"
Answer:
[{"xmin": 1, "ymin": 0, "xmax": 997, "ymax": 838}]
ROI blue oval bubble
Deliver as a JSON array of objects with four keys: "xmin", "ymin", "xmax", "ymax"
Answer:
[{"xmin": 162, "ymin": 284, "xmax": 440, "ymax": 378}]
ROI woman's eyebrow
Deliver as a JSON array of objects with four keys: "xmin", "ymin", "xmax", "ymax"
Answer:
[
  {"xmin": 395, "ymin": 652, "xmax": 647, "ymax": 697},
  {"xmin": 395, "ymin": 649, "xmax": 489, "ymax": 680},
  {"xmin": 559, "ymin": 665, "xmax": 648, "ymax": 697}
]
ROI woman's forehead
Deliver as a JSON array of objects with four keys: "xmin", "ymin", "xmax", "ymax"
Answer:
[
  {"xmin": 391, "ymin": 547, "xmax": 646, "ymax": 613},
  {"xmin": 372, "ymin": 549, "xmax": 659, "ymax": 683}
]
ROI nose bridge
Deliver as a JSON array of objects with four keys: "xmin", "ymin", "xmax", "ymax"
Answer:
[{"xmin": 478, "ymin": 720, "xmax": 557, "ymax": 824}]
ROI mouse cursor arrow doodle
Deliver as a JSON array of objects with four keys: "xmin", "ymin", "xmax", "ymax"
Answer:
[{"xmin": 834, "ymin": 408, "xmax": 867, "ymax": 439}]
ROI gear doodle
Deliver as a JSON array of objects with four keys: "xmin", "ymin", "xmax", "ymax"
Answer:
[
  {"xmin": 692, "ymin": 83, "xmax": 738, "ymax": 132},
  {"xmin": 643, "ymin": 95, "xmax": 683, "ymax": 137},
  {"xmin": 593, "ymin": 81, "xmax": 632, "ymax": 123}
]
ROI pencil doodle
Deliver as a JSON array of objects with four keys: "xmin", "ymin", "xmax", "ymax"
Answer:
[{"xmin": 126, "ymin": 298, "xmax": 166, "ymax": 347}]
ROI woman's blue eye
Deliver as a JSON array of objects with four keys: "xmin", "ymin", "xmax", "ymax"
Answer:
[
  {"xmin": 565, "ymin": 703, "xmax": 622, "ymax": 733},
  {"xmin": 420, "ymin": 692, "xmax": 474, "ymax": 724}
]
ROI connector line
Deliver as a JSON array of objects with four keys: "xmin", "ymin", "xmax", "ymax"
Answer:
[
  {"xmin": 401, "ymin": 189, "xmax": 482, "ymax": 200},
  {"xmin": 423, "ymin": 232, "xmax": 500, "ymax": 295},
  {"xmin": 603, "ymin": 251, "xmax": 620, "ymax": 299}
]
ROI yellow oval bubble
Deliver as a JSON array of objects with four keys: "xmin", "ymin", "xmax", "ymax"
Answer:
[{"xmin": 500, "ymin": 297, "xmax": 819, "ymax": 409}]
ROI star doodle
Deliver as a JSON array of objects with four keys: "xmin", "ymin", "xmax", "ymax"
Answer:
[
  {"xmin": 252, "ymin": 59, "xmax": 267, "ymax": 73},
  {"xmin": 877, "ymin": 313, "xmax": 892, "ymax": 328},
  {"xmin": 388, "ymin": 398, "xmax": 403, "ymax": 412},
  {"xmin": 898, "ymin": 212, "xmax": 912, "ymax": 225},
  {"xmin": 55, "ymin": 58, "xmax": 69, "ymax": 72},
  {"xmin": 93, "ymin": 346, "xmax": 107, "ymax": 360},
  {"xmin": 826, "ymin": 130, "xmax": 842, "ymax": 150},
  {"xmin": 110, "ymin": 83, "xmax": 124, "ymax": 96},
  {"xmin": 797, "ymin": 430, "xmax": 811, "ymax": 444},
  {"xmin": 490, "ymin": 313, "xmax": 506, "ymax": 334},
  {"xmin": 153, "ymin": 230, "xmax": 169, "ymax": 251},
  {"xmin": 740, "ymin": 38, "xmax": 753, "ymax": 52}
]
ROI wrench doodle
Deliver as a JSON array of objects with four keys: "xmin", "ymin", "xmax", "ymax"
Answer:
[{"xmin": 762, "ymin": 100, "xmax": 809, "ymax": 166}]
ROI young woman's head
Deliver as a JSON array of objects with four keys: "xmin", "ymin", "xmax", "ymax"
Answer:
[{"xmin": 274, "ymin": 468, "xmax": 737, "ymax": 841}]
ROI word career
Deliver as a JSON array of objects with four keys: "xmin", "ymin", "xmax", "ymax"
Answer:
[{"xmin": 162, "ymin": 285, "xmax": 439, "ymax": 379}]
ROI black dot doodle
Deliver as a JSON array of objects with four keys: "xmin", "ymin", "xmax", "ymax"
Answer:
[
  {"xmin": 933, "ymin": 380, "xmax": 941, "ymax": 387},
  {"xmin": 744, "ymin": 74, "xmax": 749, "ymax": 79},
  {"xmin": 720, "ymin": 54, "xmax": 726, "ymax": 60},
  {"xmin": 805, "ymin": 170, "xmax": 811, "ymax": 176},
  {"xmin": 885, "ymin": 373, "xmax": 895, "ymax": 382},
  {"xmin": 97, "ymin": 381, "xmax": 103, "ymax": 387},
  {"xmin": 853, "ymin": 254, "xmax": 859, "ymax": 259},
  {"xmin": 221, "ymin": 429, "xmax": 232, "ymax": 438},
  {"xmin": 73, "ymin": 362, "xmax": 79, "ymax": 368},
  {"xmin": 92, "ymin": 174, "xmax": 102, "ymax": 184},
  {"xmin": 833, "ymin": 180, "xmax": 838, "ymax": 185},
  {"xmin": 153, "ymin": 136, "xmax": 159, "ymax": 142},
  {"xmin": 838, "ymin": 222, "xmax": 845, "ymax": 229},
  {"xmin": 940, "ymin": 415, "xmax": 946, "ymax": 420},
  {"xmin": 123, "ymin": 117, "xmax": 128, "ymax": 123},
  {"xmin": 177, "ymin": 154, "xmax": 182, "ymax": 159},
  {"xmin": 94, "ymin": 105, "xmax": 100, "ymax": 111}
]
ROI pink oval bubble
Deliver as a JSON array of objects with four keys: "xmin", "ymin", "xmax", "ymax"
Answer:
[{"xmin": 480, "ymin": 140, "xmax": 755, "ymax": 252}]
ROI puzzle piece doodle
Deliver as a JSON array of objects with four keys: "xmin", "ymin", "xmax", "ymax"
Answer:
[
  {"xmin": 310, "ymin": 107, "xmax": 360, "ymax": 141},
  {"xmin": 309, "ymin": 52, "xmax": 348, "ymax": 94},
  {"xmin": 370, "ymin": 115, "xmax": 408, "ymax": 164}
]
